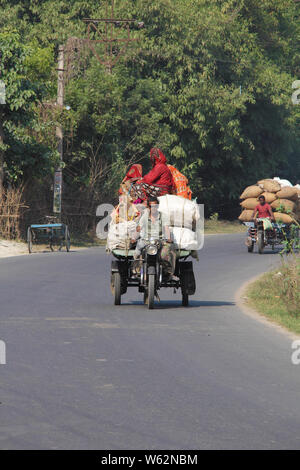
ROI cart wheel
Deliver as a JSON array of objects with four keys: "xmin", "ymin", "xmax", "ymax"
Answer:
[
  {"xmin": 112, "ymin": 272, "xmax": 121, "ymax": 305},
  {"xmin": 181, "ymin": 273, "xmax": 189, "ymax": 307},
  {"xmin": 65, "ymin": 226, "xmax": 71, "ymax": 252},
  {"xmin": 143, "ymin": 291, "xmax": 148, "ymax": 305},
  {"xmin": 49, "ymin": 240, "xmax": 54, "ymax": 252},
  {"xmin": 27, "ymin": 227, "xmax": 33, "ymax": 254},
  {"xmin": 258, "ymin": 231, "xmax": 264, "ymax": 254},
  {"xmin": 180, "ymin": 271, "xmax": 190, "ymax": 307},
  {"xmin": 182, "ymin": 291, "xmax": 189, "ymax": 307},
  {"xmin": 247, "ymin": 242, "xmax": 254, "ymax": 253},
  {"xmin": 147, "ymin": 274, "xmax": 155, "ymax": 310}
]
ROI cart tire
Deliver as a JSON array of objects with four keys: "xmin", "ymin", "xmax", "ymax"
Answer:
[
  {"xmin": 147, "ymin": 274, "xmax": 155, "ymax": 310},
  {"xmin": 182, "ymin": 291, "xmax": 189, "ymax": 307},
  {"xmin": 65, "ymin": 226, "xmax": 71, "ymax": 252},
  {"xmin": 258, "ymin": 231, "xmax": 264, "ymax": 254},
  {"xmin": 247, "ymin": 242, "xmax": 254, "ymax": 253},
  {"xmin": 27, "ymin": 227, "xmax": 32, "ymax": 254},
  {"xmin": 112, "ymin": 272, "xmax": 121, "ymax": 305},
  {"xmin": 181, "ymin": 272, "xmax": 189, "ymax": 306}
]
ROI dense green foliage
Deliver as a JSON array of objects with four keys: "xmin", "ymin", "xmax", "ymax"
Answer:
[
  {"xmin": 0, "ymin": 0, "xmax": 299, "ymax": 217},
  {"xmin": 0, "ymin": 31, "xmax": 56, "ymax": 184}
]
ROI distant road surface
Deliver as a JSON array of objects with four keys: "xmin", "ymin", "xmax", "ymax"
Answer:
[{"xmin": 0, "ymin": 233, "xmax": 300, "ymax": 450}]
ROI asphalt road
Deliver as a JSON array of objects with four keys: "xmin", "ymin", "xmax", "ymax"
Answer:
[{"xmin": 0, "ymin": 233, "xmax": 300, "ymax": 450}]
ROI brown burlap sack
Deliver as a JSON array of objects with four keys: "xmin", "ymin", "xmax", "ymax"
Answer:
[
  {"xmin": 274, "ymin": 212, "xmax": 295, "ymax": 224},
  {"xmin": 240, "ymin": 198, "xmax": 259, "ymax": 210},
  {"xmin": 238, "ymin": 210, "xmax": 253, "ymax": 222},
  {"xmin": 260, "ymin": 192, "xmax": 277, "ymax": 204},
  {"xmin": 271, "ymin": 199, "xmax": 297, "ymax": 213},
  {"xmin": 294, "ymin": 202, "xmax": 300, "ymax": 222},
  {"xmin": 240, "ymin": 185, "xmax": 263, "ymax": 199},
  {"xmin": 276, "ymin": 187, "xmax": 298, "ymax": 201},
  {"xmin": 258, "ymin": 179, "xmax": 281, "ymax": 193}
]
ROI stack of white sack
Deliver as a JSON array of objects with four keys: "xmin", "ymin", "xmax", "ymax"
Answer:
[
  {"xmin": 158, "ymin": 195, "xmax": 201, "ymax": 250},
  {"xmin": 106, "ymin": 221, "xmax": 137, "ymax": 252}
]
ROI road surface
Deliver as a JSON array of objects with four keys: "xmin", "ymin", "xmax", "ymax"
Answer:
[{"xmin": 0, "ymin": 233, "xmax": 299, "ymax": 450}]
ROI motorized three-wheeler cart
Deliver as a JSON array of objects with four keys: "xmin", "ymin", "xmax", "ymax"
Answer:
[
  {"xmin": 110, "ymin": 244, "xmax": 196, "ymax": 309},
  {"xmin": 244, "ymin": 220, "xmax": 299, "ymax": 254}
]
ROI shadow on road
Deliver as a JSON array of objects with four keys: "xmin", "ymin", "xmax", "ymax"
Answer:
[
  {"xmin": 28, "ymin": 249, "xmax": 78, "ymax": 254},
  {"xmin": 126, "ymin": 300, "xmax": 235, "ymax": 309}
]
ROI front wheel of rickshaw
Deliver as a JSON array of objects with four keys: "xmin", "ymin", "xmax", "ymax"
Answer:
[
  {"xmin": 27, "ymin": 227, "xmax": 33, "ymax": 254},
  {"xmin": 147, "ymin": 274, "xmax": 155, "ymax": 310},
  {"xmin": 143, "ymin": 291, "xmax": 148, "ymax": 305},
  {"xmin": 112, "ymin": 272, "xmax": 121, "ymax": 305},
  {"xmin": 258, "ymin": 231, "xmax": 264, "ymax": 254}
]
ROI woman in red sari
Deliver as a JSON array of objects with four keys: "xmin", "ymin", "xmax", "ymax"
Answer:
[
  {"xmin": 131, "ymin": 148, "xmax": 174, "ymax": 200},
  {"xmin": 123, "ymin": 164, "xmax": 143, "ymax": 183},
  {"xmin": 119, "ymin": 164, "xmax": 143, "ymax": 203}
]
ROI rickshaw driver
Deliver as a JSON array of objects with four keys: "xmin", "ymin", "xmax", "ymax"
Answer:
[{"xmin": 133, "ymin": 197, "xmax": 178, "ymax": 281}]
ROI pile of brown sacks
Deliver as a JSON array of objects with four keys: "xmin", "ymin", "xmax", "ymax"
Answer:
[{"xmin": 238, "ymin": 179, "xmax": 300, "ymax": 224}]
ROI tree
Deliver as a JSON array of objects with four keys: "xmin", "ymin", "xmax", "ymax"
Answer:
[
  {"xmin": 0, "ymin": 31, "xmax": 55, "ymax": 187},
  {"xmin": 0, "ymin": 0, "xmax": 299, "ymax": 219}
]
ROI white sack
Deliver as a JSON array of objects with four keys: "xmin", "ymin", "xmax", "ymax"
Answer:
[
  {"xmin": 273, "ymin": 177, "xmax": 293, "ymax": 188},
  {"xmin": 106, "ymin": 221, "xmax": 137, "ymax": 251},
  {"xmin": 158, "ymin": 194, "xmax": 200, "ymax": 230},
  {"xmin": 170, "ymin": 227, "xmax": 198, "ymax": 250}
]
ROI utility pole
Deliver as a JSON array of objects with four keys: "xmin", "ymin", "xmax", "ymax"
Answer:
[
  {"xmin": 53, "ymin": 45, "xmax": 64, "ymax": 218},
  {"xmin": 0, "ymin": 111, "xmax": 4, "ymax": 195},
  {"xmin": 0, "ymin": 80, "xmax": 6, "ymax": 195},
  {"xmin": 52, "ymin": 1, "xmax": 143, "ymax": 214}
]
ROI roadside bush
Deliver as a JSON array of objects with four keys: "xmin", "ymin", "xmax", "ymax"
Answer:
[{"xmin": 0, "ymin": 186, "xmax": 25, "ymax": 239}]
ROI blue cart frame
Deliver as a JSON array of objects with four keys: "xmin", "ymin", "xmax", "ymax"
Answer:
[{"xmin": 27, "ymin": 223, "xmax": 71, "ymax": 253}]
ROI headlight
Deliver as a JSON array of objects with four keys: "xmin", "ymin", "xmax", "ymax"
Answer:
[{"xmin": 146, "ymin": 245, "xmax": 158, "ymax": 255}]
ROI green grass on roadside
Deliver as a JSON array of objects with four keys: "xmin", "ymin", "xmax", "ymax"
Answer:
[
  {"xmin": 246, "ymin": 259, "xmax": 300, "ymax": 334},
  {"xmin": 71, "ymin": 233, "xmax": 105, "ymax": 248},
  {"xmin": 204, "ymin": 219, "xmax": 245, "ymax": 234}
]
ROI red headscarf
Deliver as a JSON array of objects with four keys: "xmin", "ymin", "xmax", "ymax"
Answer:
[
  {"xmin": 123, "ymin": 164, "xmax": 142, "ymax": 182},
  {"xmin": 150, "ymin": 148, "xmax": 167, "ymax": 167}
]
